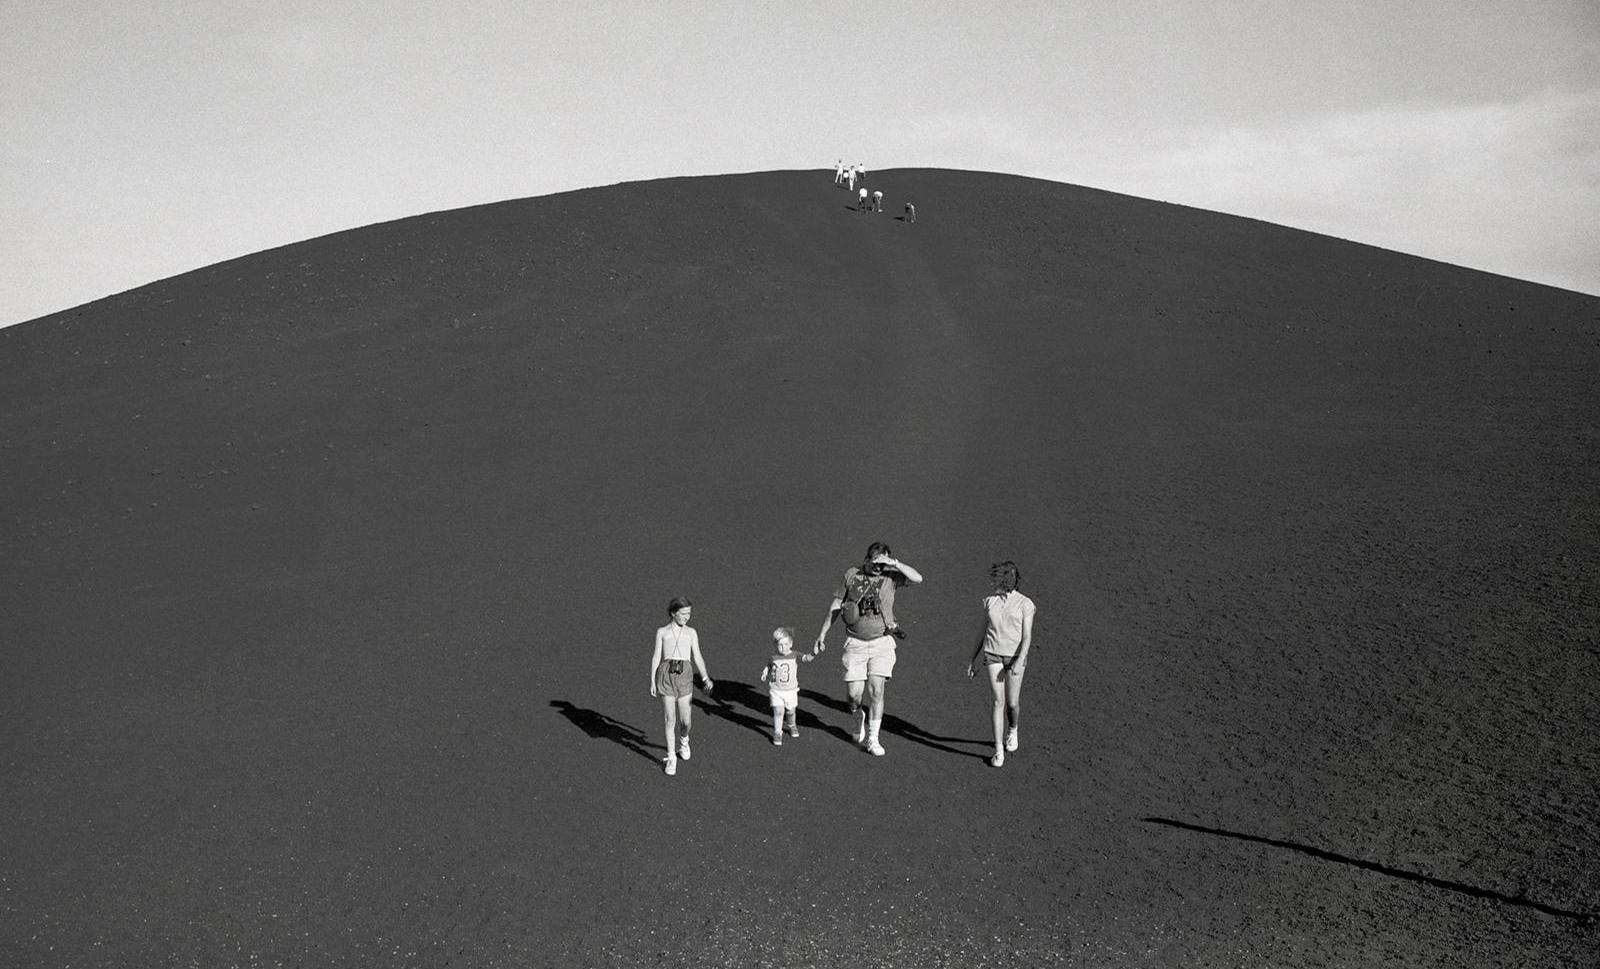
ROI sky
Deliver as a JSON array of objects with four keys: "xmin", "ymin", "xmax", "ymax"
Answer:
[{"xmin": 3, "ymin": 0, "xmax": 1598, "ymax": 327}]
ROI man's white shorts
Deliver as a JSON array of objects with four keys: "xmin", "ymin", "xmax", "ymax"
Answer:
[
  {"xmin": 841, "ymin": 635, "xmax": 896, "ymax": 682},
  {"xmin": 769, "ymin": 689, "xmax": 799, "ymax": 713}
]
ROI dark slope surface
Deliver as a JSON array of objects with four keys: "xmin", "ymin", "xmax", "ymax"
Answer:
[{"xmin": 3, "ymin": 170, "xmax": 1598, "ymax": 967}]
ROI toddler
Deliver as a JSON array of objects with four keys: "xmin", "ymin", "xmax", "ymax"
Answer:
[{"xmin": 758, "ymin": 627, "xmax": 812, "ymax": 745}]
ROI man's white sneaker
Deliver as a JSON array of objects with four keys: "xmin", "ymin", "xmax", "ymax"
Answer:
[
  {"xmin": 867, "ymin": 741, "xmax": 886, "ymax": 756},
  {"xmin": 679, "ymin": 738, "xmax": 691, "ymax": 761},
  {"xmin": 1005, "ymin": 727, "xmax": 1018, "ymax": 752},
  {"xmin": 990, "ymin": 750, "xmax": 1005, "ymax": 768},
  {"xmin": 664, "ymin": 758, "xmax": 677, "ymax": 776}
]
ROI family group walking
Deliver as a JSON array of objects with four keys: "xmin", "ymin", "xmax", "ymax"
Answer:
[{"xmin": 648, "ymin": 543, "xmax": 1035, "ymax": 776}]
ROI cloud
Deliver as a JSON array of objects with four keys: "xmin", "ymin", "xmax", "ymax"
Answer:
[{"xmin": 1062, "ymin": 87, "xmax": 1600, "ymax": 294}]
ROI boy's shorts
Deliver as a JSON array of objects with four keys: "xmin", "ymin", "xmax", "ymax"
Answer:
[
  {"xmin": 769, "ymin": 689, "xmax": 799, "ymax": 713},
  {"xmin": 655, "ymin": 659, "xmax": 694, "ymax": 698},
  {"xmin": 841, "ymin": 635, "xmax": 896, "ymax": 682}
]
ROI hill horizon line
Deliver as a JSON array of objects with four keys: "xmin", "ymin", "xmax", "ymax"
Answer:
[{"xmin": 9, "ymin": 167, "xmax": 1596, "ymax": 331}]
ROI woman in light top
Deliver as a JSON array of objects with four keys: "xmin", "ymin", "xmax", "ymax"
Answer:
[
  {"xmin": 649, "ymin": 596, "xmax": 713, "ymax": 776},
  {"xmin": 966, "ymin": 562, "xmax": 1036, "ymax": 767}
]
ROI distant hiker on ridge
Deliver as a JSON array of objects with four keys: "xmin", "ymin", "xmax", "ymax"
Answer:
[
  {"xmin": 835, "ymin": 160, "xmax": 846, "ymax": 185},
  {"xmin": 904, "ymin": 201, "xmax": 916, "ymax": 223}
]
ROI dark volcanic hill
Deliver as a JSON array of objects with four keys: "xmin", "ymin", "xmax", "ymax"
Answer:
[{"xmin": 3, "ymin": 170, "xmax": 1597, "ymax": 967}]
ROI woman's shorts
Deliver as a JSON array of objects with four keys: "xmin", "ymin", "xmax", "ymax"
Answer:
[
  {"xmin": 655, "ymin": 658, "xmax": 694, "ymax": 698},
  {"xmin": 983, "ymin": 650, "xmax": 1017, "ymax": 668},
  {"xmin": 769, "ymin": 688, "xmax": 799, "ymax": 713},
  {"xmin": 841, "ymin": 635, "xmax": 896, "ymax": 682}
]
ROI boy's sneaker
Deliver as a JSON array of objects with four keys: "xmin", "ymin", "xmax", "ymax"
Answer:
[
  {"xmin": 772, "ymin": 733, "xmax": 783, "ymax": 746},
  {"xmin": 867, "ymin": 740, "xmax": 886, "ymax": 756},
  {"xmin": 787, "ymin": 723, "xmax": 800, "ymax": 738},
  {"xmin": 1005, "ymin": 727, "xmax": 1019, "ymax": 752},
  {"xmin": 678, "ymin": 737, "xmax": 692, "ymax": 761},
  {"xmin": 990, "ymin": 750, "xmax": 1005, "ymax": 768},
  {"xmin": 664, "ymin": 758, "xmax": 677, "ymax": 776}
]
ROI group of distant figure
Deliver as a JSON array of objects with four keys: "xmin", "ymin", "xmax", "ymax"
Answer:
[{"xmin": 834, "ymin": 159, "xmax": 914, "ymax": 223}]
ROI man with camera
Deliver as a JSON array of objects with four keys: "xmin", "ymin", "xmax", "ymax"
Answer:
[{"xmin": 813, "ymin": 541, "xmax": 924, "ymax": 756}]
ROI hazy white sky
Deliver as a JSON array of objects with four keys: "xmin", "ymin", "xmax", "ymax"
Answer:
[{"xmin": 4, "ymin": 0, "xmax": 1597, "ymax": 327}]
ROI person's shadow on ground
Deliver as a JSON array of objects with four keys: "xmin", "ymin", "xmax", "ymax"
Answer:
[
  {"xmin": 549, "ymin": 700, "xmax": 661, "ymax": 765},
  {"xmin": 799, "ymin": 688, "xmax": 991, "ymax": 759},
  {"xmin": 695, "ymin": 678, "xmax": 847, "ymax": 745},
  {"xmin": 881, "ymin": 713, "xmax": 991, "ymax": 760}
]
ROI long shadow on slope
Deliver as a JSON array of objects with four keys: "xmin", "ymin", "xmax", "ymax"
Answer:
[
  {"xmin": 549, "ymin": 701, "xmax": 662, "ymax": 765},
  {"xmin": 1143, "ymin": 817, "xmax": 1596, "ymax": 924},
  {"xmin": 798, "ymin": 688, "xmax": 992, "ymax": 761},
  {"xmin": 695, "ymin": 679, "xmax": 839, "ymax": 744}
]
